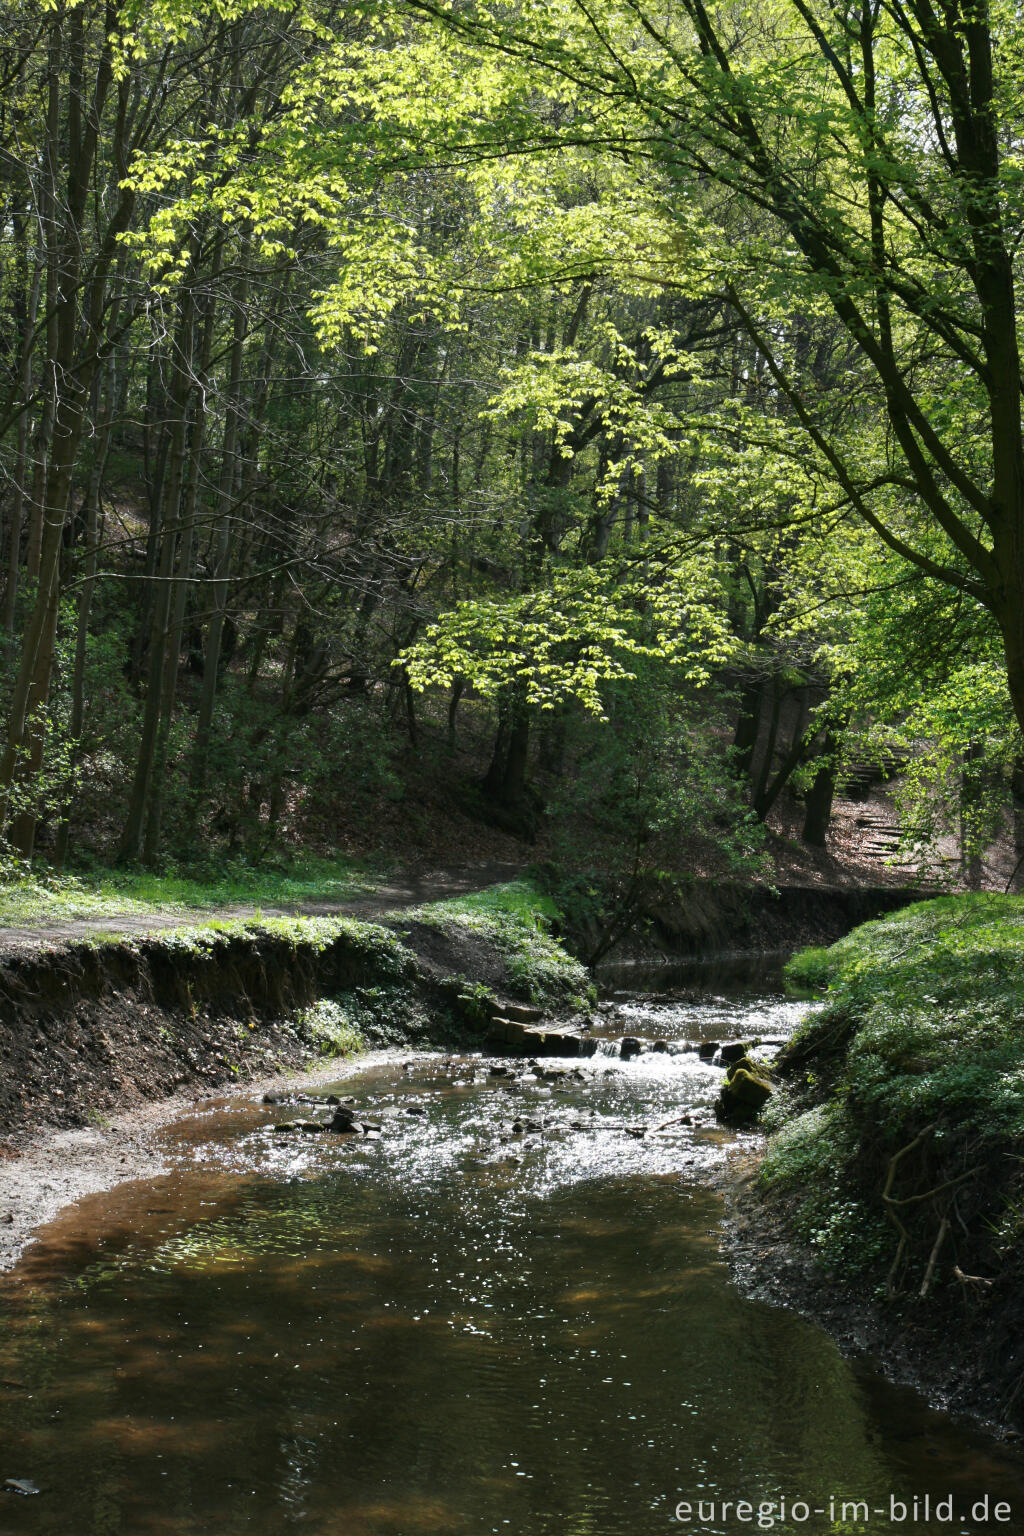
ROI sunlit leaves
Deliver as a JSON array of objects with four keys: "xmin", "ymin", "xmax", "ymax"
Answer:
[{"xmin": 401, "ymin": 547, "xmax": 735, "ymax": 713}]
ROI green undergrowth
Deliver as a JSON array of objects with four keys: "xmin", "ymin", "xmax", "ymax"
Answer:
[
  {"xmin": 402, "ymin": 879, "xmax": 594, "ymax": 1012},
  {"xmin": 0, "ymin": 854, "xmax": 379, "ymax": 929},
  {"xmin": 110, "ymin": 912, "xmax": 410, "ymax": 961},
  {"xmin": 73, "ymin": 886, "xmax": 590, "ymax": 1052},
  {"xmin": 763, "ymin": 894, "xmax": 1024, "ymax": 1290},
  {"xmin": 294, "ymin": 999, "xmax": 366, "ymax": 1058}
]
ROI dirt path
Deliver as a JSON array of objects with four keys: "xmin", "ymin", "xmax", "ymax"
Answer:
[{"xmin": 0, "ymin": 862, "xmax": 526, "ymax": 955}]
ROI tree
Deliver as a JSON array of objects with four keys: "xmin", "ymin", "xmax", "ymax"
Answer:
[{"xmin": 396, "ymin": 0, "xmax": 1024, "ymax": 735}]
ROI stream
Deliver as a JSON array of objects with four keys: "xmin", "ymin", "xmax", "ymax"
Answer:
[{"xmin": 1, "ymin": 961, "xmax": 1023, "ymax": 1535}]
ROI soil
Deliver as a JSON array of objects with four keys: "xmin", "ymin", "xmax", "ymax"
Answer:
[
  {"xmin": 0, "ymin": 1054, "xmax": 360, "ymax": 1274},
  {"xmin": 721, "ymin": 1158, "xmax": 1024, "ymax": 1444}
]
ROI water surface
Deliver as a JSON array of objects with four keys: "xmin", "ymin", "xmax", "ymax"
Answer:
[{"xmin": 1, "ymin": 970, "xmax": 1021, "ymax": 1534}]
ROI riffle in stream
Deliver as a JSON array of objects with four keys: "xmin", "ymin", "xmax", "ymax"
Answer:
[{"xmin": 1, "ymin": 962, "xmax": 1022, "ymax": 1534}]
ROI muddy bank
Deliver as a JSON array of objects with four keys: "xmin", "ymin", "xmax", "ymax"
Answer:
[
  {"xmin": 0, "ymin": 917, "xmax": 464, "ymax": 1269},
  {"xmin": 723, "ymin": 1165, "xmax": 1024, "ymax": 1444},
  {"xmin": 0, "ymin": 1053, "xmax": 370, "ymax": 1274},
  {"xmin": 639, "ymin": 880, "xmax": 925, "ymax": 953},
  {"xmin": 557, "ymin": 876, "xmax": 924, "ymax": 962},
  {"xmin": 0, "ymin": 899, "xmax": 591, "ymax": 1270},
  {"xmin": 0, "ymin": 905, "xmax": 589, "ymax": 1153}
]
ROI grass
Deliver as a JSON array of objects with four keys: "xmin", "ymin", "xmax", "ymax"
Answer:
[
  {"xmin": 404, "ymin": 878, "xmax": 594, "ymax": 1011},
  {"xmin": 0, "ymin": 854, "xmax": 382, "ymax": 930},
  {"xmin": 763, "ymin": 894, "xmax": 1024, "ymax": 1285},
  {"xmin": 411, "ymin": 878, "xmax": 563, "ymax": 928}
]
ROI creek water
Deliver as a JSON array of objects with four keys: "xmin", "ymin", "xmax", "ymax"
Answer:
[{"xmin": 1, "ymin": 962, "xmax": 1022, "ymax": 1535}]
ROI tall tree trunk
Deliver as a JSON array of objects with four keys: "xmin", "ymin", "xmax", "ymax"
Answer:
[
  {"xmin": 118, "ymin": 288, "xmax": 195, "ymax": 862},
  {"xmin": 3, "ymin": 237, "xmax": 43, "ymax": 634},
  {"xmin": 802, "ymin": 731, "xmax": 840, "ymax": 848},
  {"xmin": 191, "ymin": 256, "xmax": 251, "ymax": 792},
  {"xmin": 732, "ymin": 676, "xmax": 763, "ymax": 785},
  {"xmin": 52, "ymin": 367, "xmax": 115, "ymax": 869}
]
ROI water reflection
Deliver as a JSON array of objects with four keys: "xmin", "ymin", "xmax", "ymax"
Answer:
[{"xmin": 1, "ymin": 981, "xmax": 1022, "ymax": 1535}]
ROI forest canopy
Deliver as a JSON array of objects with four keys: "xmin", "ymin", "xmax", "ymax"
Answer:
[{"xmin": 0, "ymin": 0, "xmax": 1019, "ymax": 889}]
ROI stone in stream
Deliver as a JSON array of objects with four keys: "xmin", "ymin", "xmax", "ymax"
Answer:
[
  {"xmin": 718, "ymin": 1041, "xmax": 751, "ymax": 1066},
  {"xmin": 698, "ymin": 1041, "xmax": 719, "ymax": 1061},
  {"xmin": 4, "ymin": 1479, "xmax": 40, "ymax": 1496},
  {"xmin": 652, "ymin": 1040, "xmax": 669, "ymax": 1054},
  {"xmin": 619, "ymin": 1037, "xmax": 643, "ymax": 1061},
  {"xmin": 497, "ymin": 1002, "xmax": 545, "ymax": 1024},
  {"xmin": 486, "ymin": 1018, "xmax": 533, "ymax": 1050},
  {"xmin": 328, "ymin": 1106, "xmax": 361, "ymax": 1133},
  {"xmin": 725, "ymin": 1055, "xmax": 760, "ymax": 1081},
  {"xmin": 325, "ymin": 1106, "xmax": 384, "ymax": 1135},
  {"xmin": 542, "ymin": 1030, "xmax": 578, "ymax": 1057},
  {"xmin": 263, "ymin": 1091, "xmax": 332, "ymax": 1107},
  {"xmin": 715, "ymin": 1068, "xmax": 773, "ymax": 1125},
  {"xmin": 490, "ymin": 1022, "xmax": 594, "ymax": 1058},
  {"xmin": 404, "ymin": 1104, "xmax": 427, "ymax": 1116}
]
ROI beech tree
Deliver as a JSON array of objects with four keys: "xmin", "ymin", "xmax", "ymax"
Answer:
[
  {"xmin": 395, "ymin": 0, "xmax": 1024, "ymax": 733},
  {"xmin": 1, "ymin": 0, "xmax": 1016, "ymax": 873}
]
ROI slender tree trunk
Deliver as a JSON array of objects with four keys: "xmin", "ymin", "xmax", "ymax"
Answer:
[
  {"xmin": 192, "ymin": 256, "xmax": 250, "ymax": 791},
  {"xmin": 732, "ymin": 676, "xmax": 763, "ymax": 784},
  {"xmin": 118, "ymin": 288, "xmax": 195, "ymax": 862},
  {"xmin": 3, "ymin": 242, "xmax": 43, "ymax": 634},
  {"xmin": 1009, "ymin": 757, "xmax": 1024, "ymax": 892},
  {"xmin": 802, "ymin": 732, "xmax": 840, "ymax": 848},
  {"xmin": 960, "ymin": 741, "xmax": 984, "ymax": 890},
  {"xmin": 447, "ymin": 676, "xmax": 465, "ymax": 752},
  {"xmin": 53, "ymin": 371, "xmax": 115, "ymax": 868}
]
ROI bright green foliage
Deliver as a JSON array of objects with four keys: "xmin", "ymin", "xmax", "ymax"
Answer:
[
  {"xmin": 766, "ymin": 896, "xmax": 1024, "ymax": 1278},
  {"xmin": 294, "ymin": 999, "xmax": 366, "ymax": 1057},
  {"xmin": 403, "ymin": 556, "xmax": 736, "ymax": 715},
  {"xmin": 0, "ymin": 856, "xmax": 377, "ymax": 930},
  {"xmin": 405, "ymin": 879, "xmax": 594, "ymax": 1009}
]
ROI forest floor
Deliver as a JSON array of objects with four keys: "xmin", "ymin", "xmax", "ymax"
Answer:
[
  {"xmin": 2, "ymin": 779, "xmax": 995, "ymax": 955},
  {"xmin": 0, "ymin": 861, "xmax": 526, "ymax": 955}
]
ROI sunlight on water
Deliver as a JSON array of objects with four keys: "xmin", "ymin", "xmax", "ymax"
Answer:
[{"xmin": 1, "ymin": 967, "xmax": 1021, "ymax": 1535}]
